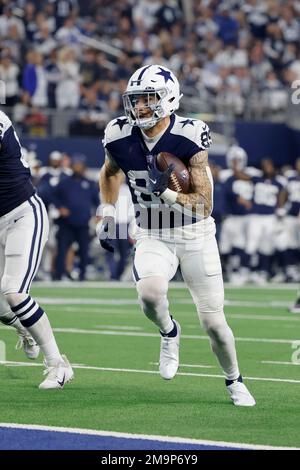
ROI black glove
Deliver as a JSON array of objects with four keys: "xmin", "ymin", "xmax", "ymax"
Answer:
[
  {"xmin": 96, "ymin": 216, "xmax": 115, "ymax": 253},
  {"xmin": 147, "ymin": 154, "xmax": 175, "ymax": 197}
]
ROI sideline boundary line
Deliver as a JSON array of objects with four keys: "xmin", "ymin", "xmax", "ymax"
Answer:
[{"xmin": 0, "ymin": 423, "xmax": 298, "ymax": 450}]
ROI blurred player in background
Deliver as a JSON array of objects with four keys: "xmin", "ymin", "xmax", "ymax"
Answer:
[
  {"xmin": 99, "ymin": 179, "xmax": 135, "ymax": 281},
  {"xmin": 0, "ymin": 109, "xmax": 73, "ymax": 389},
  {"xmin": 52, "ymin": 154, "xmax": 100, "ymax": 281},
  {"xmin": 246, "ymin": 158, "xmax": 286, "ymax": 284},
  {"xmin": 280, "ymin": 158, "xmax": 300, "ymax": 284},
  {"xmin": 97, "ymin": 65, "xmax": 255, "ymax": 406},
  {"xmin": 219, "ymin": 146, "xmax": 253, "ymax": 284},
  {"xmin": 36, "ymin": 150, "xmax": 70, "ymax": 279}
]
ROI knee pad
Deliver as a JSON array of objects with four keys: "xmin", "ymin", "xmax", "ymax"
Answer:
[
  {"xmin": 194, "ymin": 290, "xmax": 224, "ymax": 318},
  {"xmin": 1, "ymin": 273, "xmax": 21, "ymax": 297},
  {"xmin": 4, "ymin": 292, "xmax": 28, "ymax": 308},
  {"xmin": 136, "ymin": 277, "xmax": 168, "ymax": 309}
]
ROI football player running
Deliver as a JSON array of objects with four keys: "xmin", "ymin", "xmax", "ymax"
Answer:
[
  {"xmin": 97, "ymin": 65, "xmax": 255, "ymax": 406},
  {"xmin": 0, "ymin": 109, "xmax": 73, "ymax": 389}
]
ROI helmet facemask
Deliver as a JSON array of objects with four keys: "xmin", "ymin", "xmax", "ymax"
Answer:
[{"xmin": 123, "ymin": 88, "xmax": 168, "ymax": 129}]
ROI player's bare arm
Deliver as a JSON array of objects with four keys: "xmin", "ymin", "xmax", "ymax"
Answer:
[
  {"xmin": 97, "ymin": 151, "xmax": 124, "ymax": 252},
  {"xmin": 99, "ymin": 151, "xmax": 124, "ymax": 205},
  {"xmin": 176, "ymin": 150, "xmax": 212, "ymax": 217},
  {"xmin": 278, "ymin": 187, "xmax": 287, "ymax": 208}
]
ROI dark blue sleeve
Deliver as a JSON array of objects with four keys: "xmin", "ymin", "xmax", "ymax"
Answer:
[{"xmin": 51, "ymin": 180, "xmax": 65, "ymax": 208}]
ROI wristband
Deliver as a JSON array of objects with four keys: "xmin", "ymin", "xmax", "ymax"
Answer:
[
  {"xmin": 159, "ymin": 188, "xmax": 178, "ymax": 205},
  {"xmin": 102, "ymin": 203, "xmax": 116, "ymax": 218},
  {"xmin": 276, "ymin": 207, "xmax": 287, "ymax": 218}
]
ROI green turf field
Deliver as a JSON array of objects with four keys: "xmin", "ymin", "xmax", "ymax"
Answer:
[{"xmin": 0, "ymin": 282, "xmax": 300, "ymax": 448}]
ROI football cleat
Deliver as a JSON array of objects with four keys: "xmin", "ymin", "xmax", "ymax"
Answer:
[
  {"xmin": 159, "ymin": 319, "xmax": 181, "ymax": 380},
  {"xmin": 16, "ymin": 332, "xmax": 40, "ymax": 360},
  {"xmin": 226, "ymin": 376, "xmax": 256, "ymax": 407},
  {"xmin": 39, "ymin": 354, "xmax": 74, "ymax": 390},
  {"xmin": 289, "ymin": 299, "xmax": 300, "ymax": 314}
]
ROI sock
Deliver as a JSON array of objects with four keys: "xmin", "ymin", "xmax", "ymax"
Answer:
[
  {"xmin": 0, "ymin": 310, "xmax": 27, "ymax": 335},
  {"xmin": 225, "ymin": 375, "xmax": 243, "ymax": 386},
  {"xmin": 160, "ymin": 318, "xmax": 177, "ymax": 337},
  {"xmin": 11, "ymin": 296, "xmax": 62, "ymax": 366},
  {"xmin": 27, "ymin": 315, "xmax": 63, "ymax": 366}
]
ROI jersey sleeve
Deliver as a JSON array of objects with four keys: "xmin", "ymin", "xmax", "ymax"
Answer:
[
  {"xmin": 104, "ymin": 148, "xmax": 120, "ymax": 171},
  {"xmin": 0, "ymin": 111, "xmax": 13, "ymax": 143},
  {"xmin": 102, "ymin": 119, "xmax": 115, "ymax": 149},
  {"xmin": 193, "ymin": 121, "xmax": 212, "ymax": 151},
  {"xmin": 102, "ymin": 116, "xmax": 131, "ymax": 149}
]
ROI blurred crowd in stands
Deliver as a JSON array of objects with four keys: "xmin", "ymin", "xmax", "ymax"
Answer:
[{"xmin": 1, "ymin": 0, "xmax": 300, "ymax": 137}]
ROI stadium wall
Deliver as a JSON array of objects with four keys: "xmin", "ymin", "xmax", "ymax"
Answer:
[{"xmin": 21, "ymin": 122, "xmax": 300, "ymax": 169}]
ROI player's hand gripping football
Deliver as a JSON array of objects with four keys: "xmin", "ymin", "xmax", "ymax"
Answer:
[
  {"xmin": 147, "ymin": 154, "xmax": 175, "ymax": 197},
  {"xmin": 96, "ymin": 216, "xmax": 115, "ymax": 253}
]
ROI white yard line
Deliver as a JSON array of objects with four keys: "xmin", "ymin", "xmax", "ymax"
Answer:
[
  {"xmin": 36, "ymin": 297, "xmax": 140, "ymax": 305},
  {"xmin": 0, "ymin": 422, "xmax": 297, "ymax": 450},
  {"xmin": 47, "ymin": 307, "xmax": 139, "ymax": 314},
  {"xmin": 47, "ymin": 327, "xmax": 300, "ymax": 345},
  {"xmin": 225, "ymin": 300, "xmax": 293, "ymax": 308},
  {"xmin": 261, "ymin": 361, "xmax": 300, "ymax": 366},
  {"xmin": 31, "ymin": 297, "xmax": 295, "ymax": 309},
  {"xmin": 93, "ymin": 325, "xmax": 144, "ymax": 331},
  {"xmin": 1, "ymin": 324, "xmax": 298, "ymax": 344},
  {"xmin": 150, "ymin": 362, "xmax": 215, "ymax": 369},
  {"xmin": 1, "ymin": 360, "xmax": 300, "ymax": 384},
  {"xmin": 25, "ymin": 303, "xmax": 300, "ymax": 320},
  {"xmin": 226, "ymin": 313, "xmax": 300, "ymax": 322},
  {"xmin": 31, "ymin": 281, "xmax": 299, "ymax": 290}
]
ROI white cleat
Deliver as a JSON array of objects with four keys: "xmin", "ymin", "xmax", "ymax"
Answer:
[
  {"xmin": 16, "ymin": 333, "xmax": 40, "ymax": 360},
  {"xmin": 227, "ymin": 379, "xmax": 256, "ymax": 407},
  {"xmin": 159, "ymin": 320, "xmax": 181, "ymax": 380},
  {"xmin": 289, "ymin": 300, "xmax": 300, "ymax": 314},
  {"xmin": 39, "ymin": 354, "xmax": 74, "ymax": 390}
]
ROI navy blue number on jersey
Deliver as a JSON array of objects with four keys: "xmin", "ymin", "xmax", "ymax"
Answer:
[
  {"xmin": 252, "ymin": 177, "xmax": 283, "ymax": 215},
  {"xmin": 224, "ymin": 176, "xmax": 254, "ymax": 215}
]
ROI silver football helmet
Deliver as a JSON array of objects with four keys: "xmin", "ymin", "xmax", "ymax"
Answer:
[
  {"xmin": 226, "ymin": 145, "xmax": 248, "ymax": 171},
  {"xmin": 123, "ymin": 64, "xmax": 182, "ymax": 129}
]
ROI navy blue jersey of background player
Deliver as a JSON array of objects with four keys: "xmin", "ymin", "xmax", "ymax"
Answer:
[
  {"xmin": 103, "ymin": 114, "xmax": 212, "ymax": 229},
  {"xmin": 251, "ymin": 176, "xmax": 283, "ymax": 215},
  {"xmin": 52, "ymin": 173, "xmax": 100, "ymax": 227},
  {"xmin": 223, "ymin": 175, "xmax": 253, "ymax": 216},
  {"xmin": 286, "ymin": 175, "xmax": 300, "ymax": 216},
  {"xmin": 37, "ymin": 170, "xmax": 69, "ymax": 211},
  {"xmin": 0, "ymin": 110, "xmax": 34, "ymax": 216}
]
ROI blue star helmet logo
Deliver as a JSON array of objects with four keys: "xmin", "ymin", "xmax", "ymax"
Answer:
[{"xmin": 155, "ymin": 67, "xmax": 175, "ymax": 84}]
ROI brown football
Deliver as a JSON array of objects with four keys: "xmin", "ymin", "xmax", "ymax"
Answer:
[{"xmin": 156, "ymin": 152, "xmax": 190, "ymax": 193}]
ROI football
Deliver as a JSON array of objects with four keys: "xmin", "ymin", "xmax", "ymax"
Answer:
[{"xmin": 156, "ymin": 152, "xmax": 190, "ymax": 193}]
